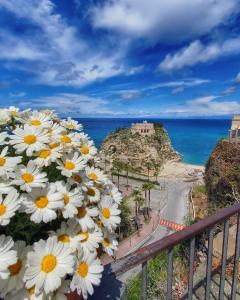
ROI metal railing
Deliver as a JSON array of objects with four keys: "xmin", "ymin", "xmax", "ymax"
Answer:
[{"xmin": 111, "ymin": 203, "xmax": 240, "ymax": 300}]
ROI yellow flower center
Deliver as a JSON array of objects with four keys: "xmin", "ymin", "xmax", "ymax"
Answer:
[
  {"xmin": 8, "ymin": 259, "xmax": 22, "ymax": 276},
  {"xmin": 24, "ymin": 134, "xmax": 37, "ymax": 145},
  {"xmin": 74, "ymin": 175, "xmax": 82, "ymax": 183},
  {"xmin": 78, "ymin": 262, "xmax": 88, "ymax": 278},
  {"xmin": 63, "ymin": 194, "xmax": 69, "ymax": 205},
  {"xmin": 39, "ymin": 149, "xmax": 51, "ymax": 158},
  {"xmin": 102, "ymin": 208, "xmax": 111, "ymax": 219},
  {"xmin": 77, "ymin": 207, "xmax": 86, "ymax": 218},
  {"xmin": 87, "ymin": 188, "xmax": 96, "ymax": 197},
  {"xmin": 58, "ymin": 234, "xmax": 70, "ymax": 243},
  {"xmin": 35, "ymin": 196, "xmax": 49, "ymax": 208},
  {"xmin": 27, "ymin": 286, "xmax": 35, "ymax": 296},
  {"xmin": 0, "ymin": 156, "xmax": 6, "ymax": 166},
  {"xmin": 11, "ymin": 111, "xmax": 17, "ymax": 117},
  {"xmin": 22, "ymin": 173, "xmax": 34, "ymax": 183},
  {"xmin": 41, "ymin": 255, "xmax": 57, "ymax": 273},
  {"xmin": 61, "ymin": 135, "xmax": 72, "ymax": 144},
  {"xmin": 49, "ymin": 142, "xmax": 59, "ymax": 149},
  {"xmin": 80, "ymin": 146, "xmax": 89, "ymax": 155},
  {"xmin": 31, "ymin": 119, "xmax": 41, "ymax": 126},
  {"xmin": 103, "ymin": 238, "xmax": 110, "ymax": 248},
  {"xmin": 48, "ymin": 128, "xmax": 52, "ymax": 133},
  {"xmin": 0, "ymin": 204, "xmax": 6, "ymax": 216},
  {"xmin": 67, "ymin": 124, "xmax": 75, "ymax": 129},
  {"xmin": 64, "ymin": 161, "xmax": 75, "ymax": 170},
  {"xmin": 88, "ymin": 172, "xmax": 98, "ymax": 181},
  {"xmin": 80, "ymin": 231, "xmax": 89, "ymax": 243}
]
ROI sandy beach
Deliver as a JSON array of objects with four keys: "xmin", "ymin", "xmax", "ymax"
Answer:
[{"xmin": 159, "ymin": 160, "xmax": 205, "ymax": 179}]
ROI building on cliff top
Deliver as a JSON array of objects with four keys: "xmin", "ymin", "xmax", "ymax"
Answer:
[
  {"xmin": 131, "ymin": 120, "xmax": 155, "ymax": 136},
  {"xmin": 229, "ymin": 114, "xmax": 240, "ymax": 141}
]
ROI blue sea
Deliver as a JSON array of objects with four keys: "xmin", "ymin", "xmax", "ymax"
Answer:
[{"xmin": 75, "ymin": 118, "xmax": 231, "ymax": 166}]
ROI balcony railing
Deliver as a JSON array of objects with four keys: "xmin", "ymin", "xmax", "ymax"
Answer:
[{"xmin": 109, "ymin": 203, "xmax": 240, "ymax": 300}]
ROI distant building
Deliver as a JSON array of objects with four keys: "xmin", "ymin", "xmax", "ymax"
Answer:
[
  {"xmin": 229, "ymin": 115, "xmax": 240, "ymax": 141},
  {"xmin": 131, "ymin": 120, "xmax": 155, "ymax": 136}
]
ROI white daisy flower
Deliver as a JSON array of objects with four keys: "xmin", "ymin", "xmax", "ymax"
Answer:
[
  {"xmin": 58, "ymin": 132, "xmax": 80, "ymax": 149},
  {"xmin": 12, "ymin": 160, "xmax": 47, "ymax": 192},
  {"xmin": 0, "ymin": 109, "xmax": 11, "ymax": 125},
  {"xmin": 24, "ymin": 237, "xmax": 75, "ymax": 295},
  {"xmin": 61, "ymin": 117, "xmax": 82, "ymax": 131},
  {"xmin": 0, "ymin": 131, "xmax": 8, "ymax": 145},
  {"xmin": 108, "ymin": 185, "xmax": 122, "ymax": 204},
  {"xmin": 0, "ymin": 189, "xmax": 20, "ymax": 226},
  {"xmin": 34, "ymin": 147, "xmax": 62, "ymax": 167},
  {"xmin": 49, "ymin": 221, "xmax": 79, "ymax": 253},
  {"xmin": 99, "ymin": 196, "xmax": 121, "ymax": 231},
  {"xmin": 85, "ymin": 167, "xmax": 107, "ymax": 185},
  {"xmin": 20, "ymin": 111, "xmax": 52, "ymax": 128},
  {"xmin": 67, "ymin": 171, "xmax": 92, "ymax": 192},
  {"xmin": 50, "ymin": 279, "xmax": 71, "ymax": 300},
  {"xmin": 5, "ymin": 287, "xmax": 47, "ymax": 300},
  {"xmin": 9, "ymin": 125, "xmax": 50, "ymax": 156},
  {"xmin": 21, "ymin": 184, "xmax": 63, "ymax": 223},
  {"xmin": 47, "ymin": 122, "xmax": 65, "ymax": 136},
  {"xmin": 102, "ymin": 231, "xmax": 118, "ymax": 256},
  {"xmin": 0, "ymin": 147, "xmax": 22, "ymax": 177},
  {"xmin": 8, "ymin": 106, "xmax": 20, "ymax": 118},
  {"xmin": 0, "ymin": 240, "xmax": 30, "ymax": 298},
  {"xmin": 79, "ymin": 139, "xmax": 97, "ymax": 161},
  {"xmin": 77, "ymin": 226, "xmax": 103, "ymax": 257},
  {"xmin": 70, "ymin": 252, "xmax": 103, "ymax": 299},
  {"xmin": 56, "ymin": 181, "xmax": 83, "ymax": 219},
  {"xmin": 0, "ymin": 235, "xmax": 17, "ymax": 280},
  {"xmin": 57, "ymin": 152, "xmax": 86, "ymax": 177},
  {"xmin": 85, "ymin": 186, "xmax": 101, "ymax": 203},
  {"xmin": 0, "ymin": 179, "xmax": 15, "ymax": 193},
  {"xmin": 76, "ymin": 205, "xmax": 99, "ymax": 231}
]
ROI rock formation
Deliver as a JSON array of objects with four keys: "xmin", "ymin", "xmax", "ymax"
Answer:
[
  {"xmin": 99, "ymin": 122, "xmax": 180, "ymax": 175},
  {"xmin": 205, "ymin": 139, "xmax": 240, "ymax": 205}
]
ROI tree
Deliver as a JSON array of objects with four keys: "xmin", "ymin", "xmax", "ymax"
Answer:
[
  {"xmin": 112, "ymin": 160, "xmax": 123, "ymax": 188},
  {"xmin": 122, "ymin": 161, "xmax": 132, "ymax": 188},
  {"xmin": 132, "ymin": 189, "xmax": 144, "ymax": 216},
  {"xmin": 142, "ymin": 182, "xmax": 155, "ymax": 217},
  {"xmin": 145, "ymin": 161, "xmax": 152, "ymax": 181},
  {"xmin": 119, "ymin": 198, "xmax": 133, "ymax": 239}
]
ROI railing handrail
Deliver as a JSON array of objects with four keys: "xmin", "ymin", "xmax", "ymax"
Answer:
[{"xmin": 111, "ymin": 203, "xmax": 240, "ymax": 275}]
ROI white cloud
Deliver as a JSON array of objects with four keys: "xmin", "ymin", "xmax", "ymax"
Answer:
[
  {"xmin": 17, "ymin": 93, "xmax": 124, "ymax": 116},
  {"xmin": 159, "ymin": 38, "xmax": 240, "ymax": 72},
  {"xmin": 117, "ymin": 89, "xmax": 143, "ymax": 100},
  {"xmin": 9, "ymin": 92, "xmax": 26, "ymax": 98},
  {"xmin": 235, "ymin": 72, "xmax": 240, "ymax": 83},
  {"xmin": 165, "ymin": 96, "xmax": 240, "ymax": 116},
  {"xmin": 154, "ymin": 78, "xmax": 210, "ymax": 88},
  {"xmin": 92, "ymin": 0, "xmax": 238, "ymax": 43},
  {"xmin": 222, "ymin": 86, "xmax": 236, "ymax": 95},
  {"xmin": 0, "ymin": 0, "xmax": 137, "ymax": 87}
]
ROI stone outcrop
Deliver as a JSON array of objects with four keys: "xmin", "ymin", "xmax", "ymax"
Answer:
[
  {"xmin": 205, "ymin": 139, "xmax": 240, "ymax": 205},
  {"xmin": 99, "ymin": 123, "xmax": 180, "ymax": 175}
]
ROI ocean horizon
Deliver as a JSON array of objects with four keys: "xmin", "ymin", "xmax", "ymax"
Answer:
[{"xmin": 75, "ymin": 118, "xmax": 231, "ymax": 166}]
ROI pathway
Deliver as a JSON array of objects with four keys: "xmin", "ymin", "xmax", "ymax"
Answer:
[{"xmin": 101, "ymin": 210, "xmax": 160, "ymax": 265}]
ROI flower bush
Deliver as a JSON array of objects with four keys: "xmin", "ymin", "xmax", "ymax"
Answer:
[{"xmin": 0, "ymin": 107, "xmax": 121, "ymax": 300}]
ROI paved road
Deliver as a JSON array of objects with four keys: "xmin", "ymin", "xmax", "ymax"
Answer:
[{"xmin": 115, "ymin": 178, "xmax": 200, "ymax": 283}]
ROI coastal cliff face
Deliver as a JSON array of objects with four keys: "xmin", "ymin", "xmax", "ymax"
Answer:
[
  {"xmin": 205, "ymin": 140, "xmax": 240, "ymax": 205},
  {"xmin": 99, "ymin": 123, "xmax": 180, "ymax": 174}
]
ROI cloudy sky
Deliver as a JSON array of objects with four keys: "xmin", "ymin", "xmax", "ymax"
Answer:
[{"xmin": 0, "ymin": 0, "xmax": 240, "ymax": 117}]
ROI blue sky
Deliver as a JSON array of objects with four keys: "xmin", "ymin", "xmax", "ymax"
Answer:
[{"xmin": 0, "ymin": 0, "xmax": 240, "ymax": 118}]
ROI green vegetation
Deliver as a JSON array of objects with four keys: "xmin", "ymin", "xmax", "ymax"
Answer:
[
  {"xmin": 195, "ymin": 185, "xmax": 207, "ymax": 194},
  {"xmin": 119, "ymin": 198, "xmax": 134, "ymax": 239},
  {"xmin": 127, "ymin": 247, "xmax": 187, "ymax": 300},
  {"xmin": 205, "ymin": 140, "xmax": 240, "ymax": 207}
]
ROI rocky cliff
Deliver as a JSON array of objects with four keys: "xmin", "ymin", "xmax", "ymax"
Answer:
[
  {"xmin": 99, "ymin": 123, "xmax": 180, "ymax": 175},
  {"xmin": 205, "ymin": 140, "xmax": 240, "ymax": 205}
]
